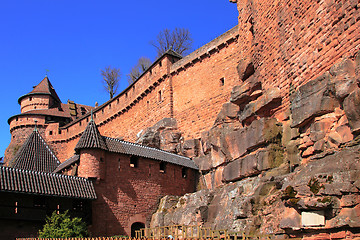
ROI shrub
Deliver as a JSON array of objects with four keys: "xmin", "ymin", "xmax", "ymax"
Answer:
[{"xmin": 38, "ymin": 210, "xmax": 89, "ymax": 238}]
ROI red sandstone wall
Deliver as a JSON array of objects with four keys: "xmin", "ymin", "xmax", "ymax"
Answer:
[
  {"xmin": 235, "ymin": 0, "xmax": 360, "ymax": 111},
  {"xmin": 20, "ymin": 95, "xmax": 51, "ymax": 113},
  {"xmin": 171, "ymin": 27, "xmax": 240, "ymax": 139},
  {"xmin": 88, "ymin": 151, "xmax": 197, "ymax": 236}
]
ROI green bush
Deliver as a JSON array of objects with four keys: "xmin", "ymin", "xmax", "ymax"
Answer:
[{"xmin": 38, "ymin": 210, "xmax": 89, "ymax": 238}]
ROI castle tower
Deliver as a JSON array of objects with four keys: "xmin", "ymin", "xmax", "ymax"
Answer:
[
  {"xmin": 74, "ymin": 115, "xmax": 108, "ymax": 180},
  {"xmin": 18, "ymin": 76, "xmax": 62, "ymax": 113}
]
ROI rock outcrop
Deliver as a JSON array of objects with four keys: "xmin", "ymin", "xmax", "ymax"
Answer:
[{"xmin": 146, "ymin": 52, "xmax": 360, "ymax": 239}]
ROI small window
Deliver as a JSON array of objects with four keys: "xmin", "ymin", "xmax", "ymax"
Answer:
[
  {"xmin": 94, "ymin": 113, "xmax": 96, "ymax": 118},
  {"xmin": 158, "ymin": 90, "xmax": 162, "ymax": 102},
  {"xmin": 182, "ymin": 167, "xmax": 188, "ymax": 178},
  {"xmin": 100, "ymin": 157, "xmax": 104, "ymax": 162},
  {"xmin": 220, "ymin": 77, "xmax": 225, "ymax": 86},
  {"xmin": 160, "ymin": 161, "xmax": 166, "ymax": 173},
  {"xmin": 159, "ymin": 61, "xmax": 162, "ymax": 67},
  {"xmin": 79, "ymin": 121, "xmax": 82, "ymax": 126},
  {"xmin": 125, "ymin": 93, "xmax": 128, "ymax": 98},
  {"xmin": 133, "ymin": 86, "xmax": 135, "ymax": 91},
  {"xmin": 49, "ymin": 131, "xmax": 53, "ymax": 135},
  {"xmin": 58, "ymin": 129, "xmax": 62, "ymax": 134},
  {"xmin": 102, "ymin": 109, "xmax": 104, "ymax": 114},
  {"xmin": 130, "ymin": 156, "xmax": 138, "ymax": 168},
  {"xmin": 34, "ymin": 106, "xmax": 37, "ymax": 109},
  {"xmin": 29, "ymin": 97, "xmax": 32, "ymax": 101},
  {"xmin": 109, "ymin": 104, "xmax": 111, "ymax": 109},
  {"xmin": 16, "ymin": 117, "xmax": 18, "ymax": 122},
  {"xmin": 117, "ymin": 99, "xmax": 119, "ymax": 104},
  {"xmin": 149, "ymin": 69, "xmax": 152, "ymax": 75}
]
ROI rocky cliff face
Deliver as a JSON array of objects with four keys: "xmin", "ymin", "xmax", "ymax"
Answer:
[{"xmin": 138, "ymin": 51, "xmax": 360, "ymax": 238}]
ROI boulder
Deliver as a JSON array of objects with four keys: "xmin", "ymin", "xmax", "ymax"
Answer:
[
  {"xmin": 291, "ymin": 73, "xmax": 339, "ymax": 127},
  {"xmin": 236, "ymin": 56, "xmax": 255, "ymax": 81},
  {"xmin": 181, "ymin": 139, "xmax": 200, "ymax": 158}
]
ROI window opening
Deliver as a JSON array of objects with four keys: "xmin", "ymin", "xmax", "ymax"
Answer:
[{"xmin": 130, "ymin": 155, "xmax": 138, "ymax": 168}]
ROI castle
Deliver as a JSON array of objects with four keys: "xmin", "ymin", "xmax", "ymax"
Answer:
[{"xmin": 2, "ymin": 0, "xmax": 360, "ymax": 239}]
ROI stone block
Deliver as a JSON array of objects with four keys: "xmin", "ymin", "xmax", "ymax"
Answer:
[
  {"xmin": 239, "ymin": 87, "xmax": 281, "ymax": 122},
  {"xmin": 279, "ymin": 207, "xmax": 301, "ymax": 230},
  {"xmin": 236, "ymin": 56, "xmax": 255, "ymax": 81},
  {"xmin": 301, "ymin": 211, "xmax": 325, "ymax": 227},
  {"xmin": 193, "ymin": 154, "xmax": 212, "ymax": 171},
  {"xmin": 181, "ymin": 139, "xmax": 200, "ymax": 158},
  {"xmin": 343, "ymin": 88, "xmax": 360, "ymax": 133},
  {"xmin": 214, "ymin": 102, "xmax": 240, "ymax": 125},
  {"xmin": 291, "ymin": 73, "xmax": 339, "ymax": 127}
]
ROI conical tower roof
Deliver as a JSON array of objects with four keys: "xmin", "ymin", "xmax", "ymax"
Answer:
[
  {"xmin": 8, "ymin": 127, "xmax": 60, "ymax": 172},
  {"xmin": 18, "ymin": 76, "xmax": 61, "ymax": 104},
  {"xmin": 75, "ymin": 116, "xmax": 108, "ymax": 152}
]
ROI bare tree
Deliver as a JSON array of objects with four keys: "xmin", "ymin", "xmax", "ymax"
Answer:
[
  {"xmin": 101, "ymin": 66, "xmax": 121, "ymax": 99},
  {"xmin": 150, "ymin": 28, "xmax": 193, "ymax": 57},
  {"xmin": 127, "ymin": 57, "xmax": 152, "ymax": 84}
]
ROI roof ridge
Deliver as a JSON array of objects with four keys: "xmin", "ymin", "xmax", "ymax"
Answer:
[{"xmin": 103, "ymin": 136, "xmax": 191, "ymax": 160}]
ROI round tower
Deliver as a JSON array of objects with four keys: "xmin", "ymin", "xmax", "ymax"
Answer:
[{"xmin": 75, "ymin": 115, "xmax": 108, "ymax": 180}]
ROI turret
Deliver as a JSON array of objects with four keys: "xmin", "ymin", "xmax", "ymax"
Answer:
[
  {"xmin": 18, "ymin": 76, "xmax": 62, "ymax": 113},
  {"xmin": 74, "ymin": 114, "xmax": 108, "ymax": 180}
]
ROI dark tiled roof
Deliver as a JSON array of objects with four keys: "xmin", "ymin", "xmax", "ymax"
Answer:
[
  {"xmin": 104, "ymin": 137, "xmax": 199, "ymax": 170},
  {"xmin": 75, "ymin": 119, "xmax": 198, "ymax": 169},
  {"xmin": 8, "ymin": 129, "xmax": 60, "ymax": 173},
  {"xmin": 53, "ymin": 154, "xmax": 80, "ymax": 173},
  {"xmin": 75, "ymin": 119, "xmax": 108, "ymax": 151},
  {"xmin": 0, "ymin": 166, "xmax": 96, "ymax": 200},
  {"xmin": 18, "ymin": 76, "xmax": 61, "ymax": 104}
]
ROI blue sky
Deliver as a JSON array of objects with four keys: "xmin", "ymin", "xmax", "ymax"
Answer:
[{"xmin": 0, "ymin": 0, "xmax": 238, "ymax": 158}]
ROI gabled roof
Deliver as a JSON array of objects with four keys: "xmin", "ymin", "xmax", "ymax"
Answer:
[
  {"xmin": 74, "ymin": 118, "xmax": 108, "ymax": 151},
  {"xmin": 0, "ymin": 166, "xmax": 96, "ymax": 200},
  {"xmin": 8, "ymin": 128, "xmax": 60, "ymax": 173},
  {"xmin": 18, "ymin": 76, "xmax": 61, "ymax": 104}
]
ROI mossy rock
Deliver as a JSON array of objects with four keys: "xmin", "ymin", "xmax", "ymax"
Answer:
[
  {"xmin": 308, "ymin": 177, "xmax": 324, "ymax": 195},
  {"xmin": 268, "ymin": 143, "xmax": 285, "ymax": 168}
]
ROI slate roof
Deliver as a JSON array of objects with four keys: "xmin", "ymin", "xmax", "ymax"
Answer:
[
  {"xmin": 18, "ymin": 76, "xmax": 61, "ymax": 104},
  {"xmin": 53, "ymin": 154, "xmax": 80, "ymax": 173},
  {"xmin": 0, "ymin": 166, "xmax": 96, "ymax": 199},
  {"xmin": 8, "ymin": 129, "xmax": 60, "ymax": 173},
  {"xmin": 75, "ymin": 118, "xmax": 108, "ymax": 151},
  {"xmin": 75, "ymin": 115, "xmax": 198, "ymax": 170},
  {"xmin": 104, "ymin": 137, "xmax": 199, "ymax": 170}
]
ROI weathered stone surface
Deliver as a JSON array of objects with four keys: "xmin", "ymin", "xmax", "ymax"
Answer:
[
  {"xmin": 343, "ymin": 88, "xmax": 360, "ymax": 133},
  {"xmin": 214, "ymin": 102, "xmax": 240, "ymax": 125},
  {"xmin": 329, "ymin": 58, "xmax": 357, "ymax": 100},
  {"xmin": 225, "ymin": 118, "xmax": 282, "ymax": 161},
  {"xmin": 181, "ymin": 139, "xmax": 200, "ymax": 158},
  {"xmin": 230, "ymin": 77, "xmax": 261, "ymax": 106},
  {"xmin": 279, "ymin": 207, "xmax": 301, "ymax": 230},
  {"xmin": 236, "ymin": 57, "xmax": 255, "ymax": 81},
  {"xmin": 291, "ymin": 73, "xmax": 339, "ymax": 127},
  {"xmin": 223, "ymin": 144, "xmax": 284, "ymax": 182},
  {"xmin": 239, "ymin": 87, "xmax": 281, "ymax": 123},
  {"xmin": 136, "ymin": 118, "xmax": 181, "ymax": 151},
  {"xmin": 326, "ymin": 204, "xmax": 360, "ymax": 228},
  {"xmin": 193, "ymin": 154, "xmax": 212, "ymax": 171}
]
